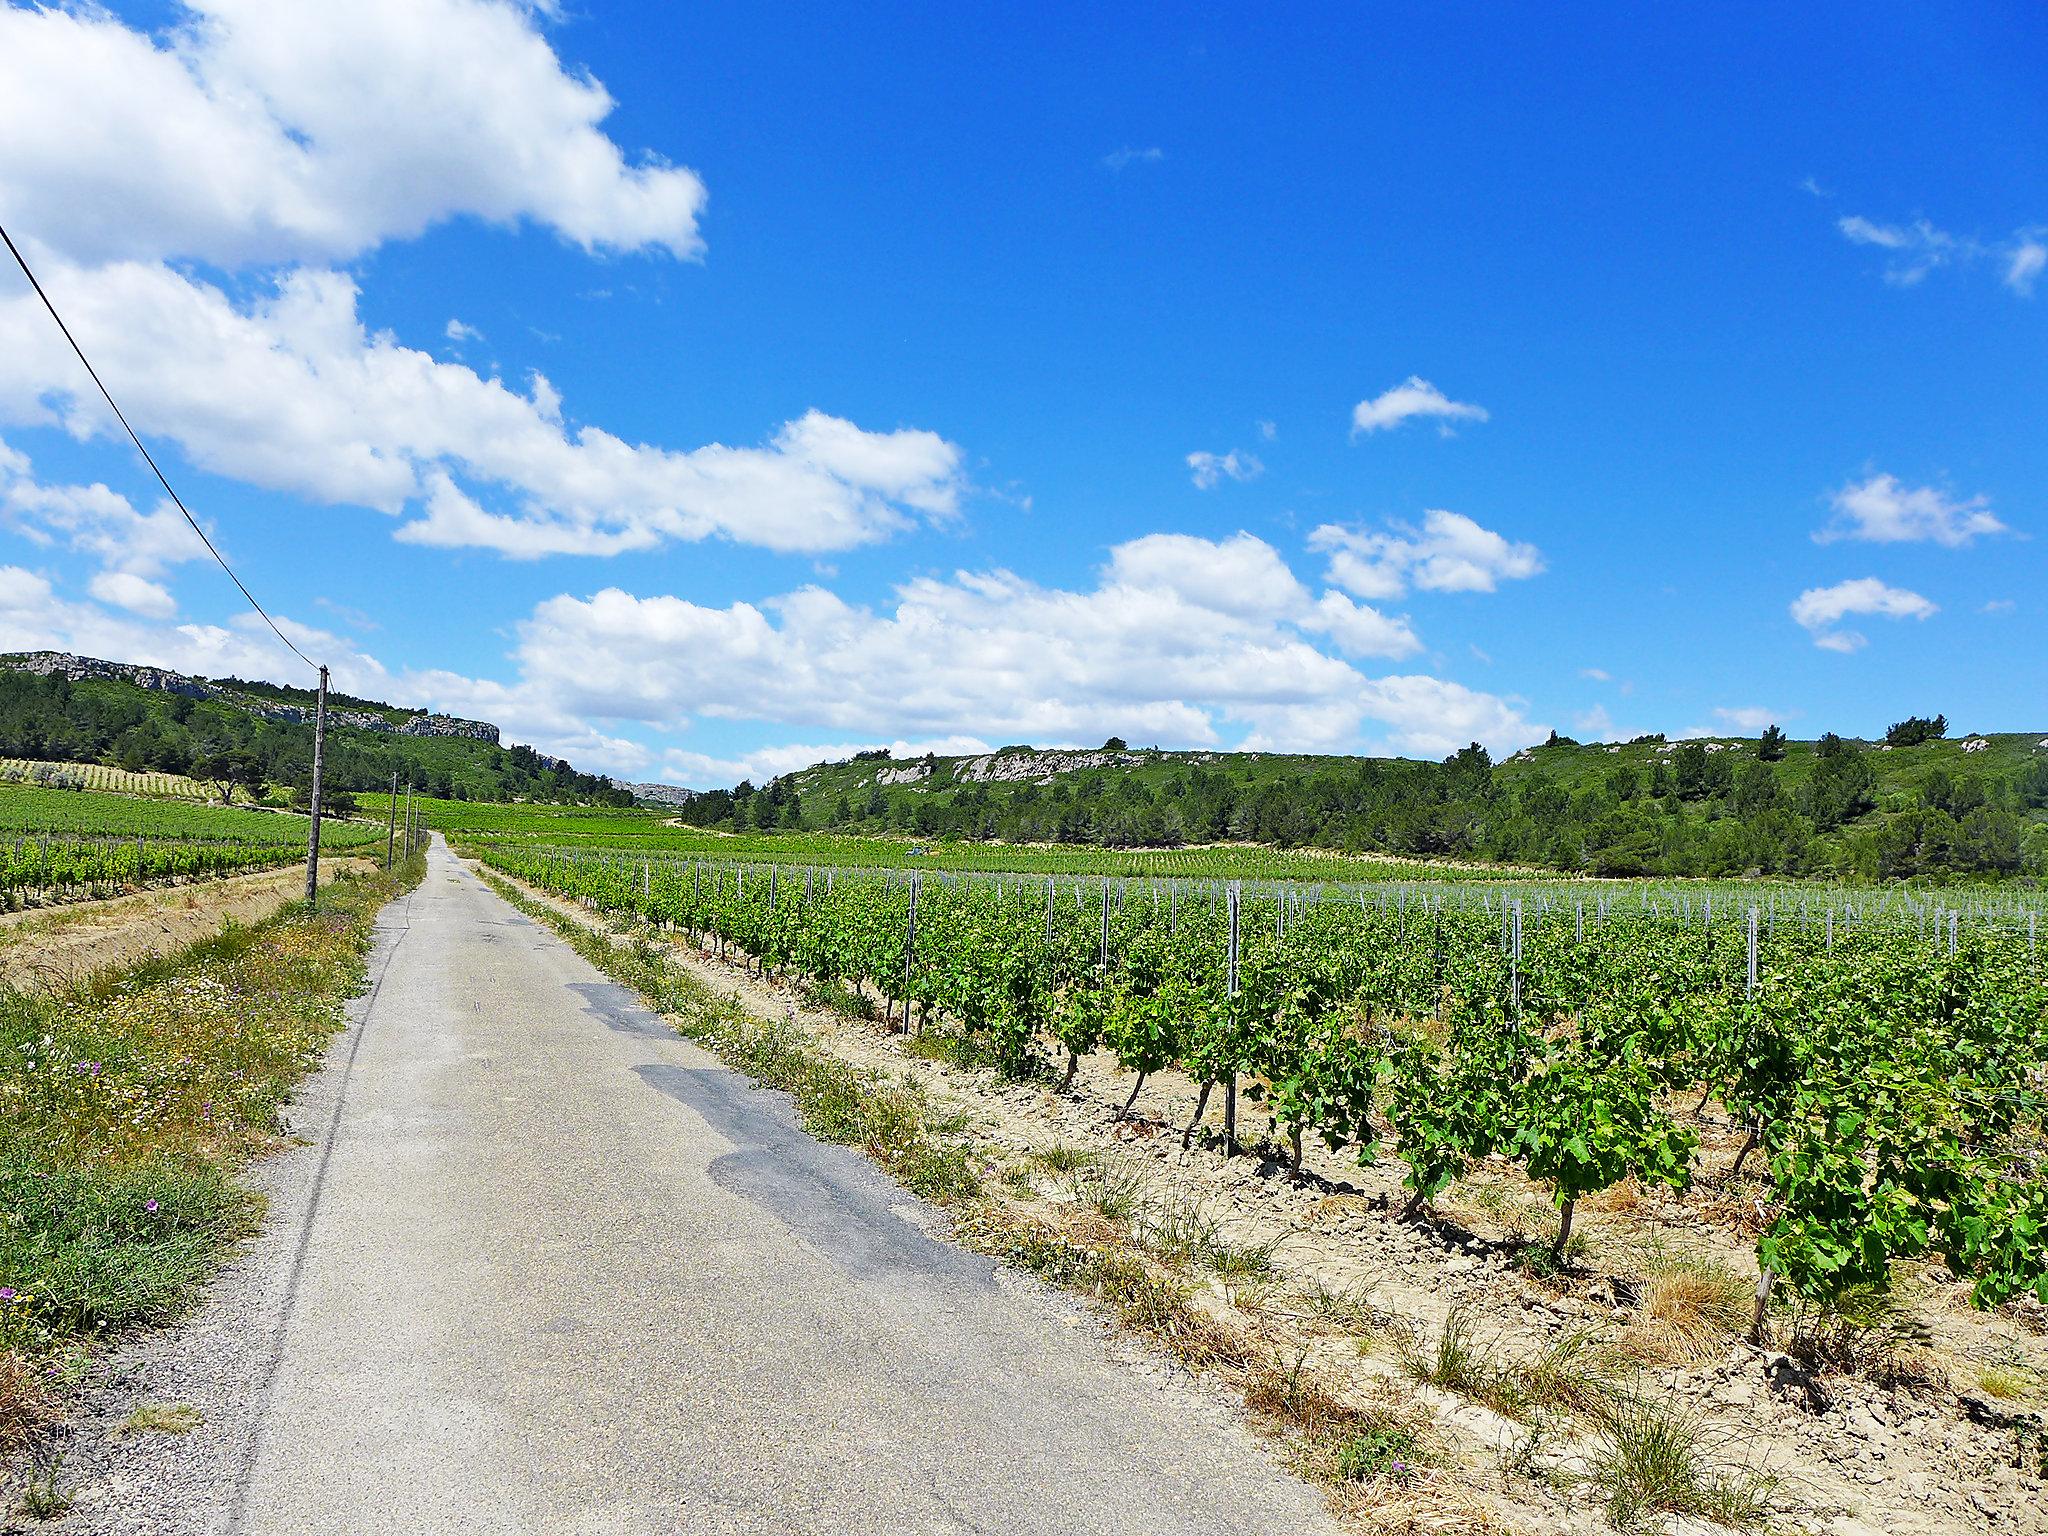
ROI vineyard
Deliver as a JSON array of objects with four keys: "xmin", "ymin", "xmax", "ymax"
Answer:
[
  {"xmin": 479, "ymin": 843, "xmax": 2048, "ymax": 1324},
  {"xmin": 398, "ymin": 793, "xmax": 1557, "ymax": 882},
  {"xmin": 0, "ymin": 782, "xmax": 385, "ymax": 905},
  {"xmin": 0, "ymin": 758, "xmax": 210, "ymax": 800}
]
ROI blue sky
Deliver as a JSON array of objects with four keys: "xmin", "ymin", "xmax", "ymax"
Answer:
[{"xmin": 0, "ymin": 1, "xmax": 2042, "ymax": 785}]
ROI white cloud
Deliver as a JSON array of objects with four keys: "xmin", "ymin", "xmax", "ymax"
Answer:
[
  {"xmin": 88, "ymin": 571, "xmax": 178, "ymax": 619},
  {"xmin": 2007, "ymin": 241, "xmax": 2047, "ymax": 297},
  {"xmin": 408, "ymin": 532, "xmax": 1540, "ymax": 776},
  {"xmin": 1836, "ymin": 211, "xmax": 2046, "ymax": 296},
  {"xmin": 0, "ymin": 263, "xmax": 966, "ymax": 557},
  {"xmin": 1350, "ymin": 377, "xmax": 1488, "ymax": 437},
  {"xmin": 0, "ymin": 0, "xmax": 706, "ymax": 267},
  {"xmin": 1580, "ymin": 667, "xmax": 1612, "ymax": 683},
  {"xmin": 657, "ymin": 736, "xmax": 997, "ymax": 790},
  {"xmin": 0, "ymin": 437, "xmax": 208, "ymax": 579},
  {"xmin": 1311, "ymin": 509, "xmax": 1544, "ymax": 599},
  {"xmin": 1300, "ymin": 591, "xmax": 1422, "ymax": 660},
  {"xmin": 1574, "ymin": 704, "xmax": 1617, "ymax": 740},
  {"xmin": 1818, "ymin": 473, "xmax": 2007, "ymax": 547},
  {"xmin": 1257, "ymin": 419, "xmax": 1277, "ymax": 441},
  {"xmin": 445, "ymin": 318, "xmax": 484, "ymax": 344},
  {"xmin": 1106, "ymin": 532, "xmax": 1306, "ymax": 620},
  {"xmin": 1102, "ymin": 146, "xmax": 1164, "ymax": 171},
  {"xmin": 1836, "ymin": 215, "xmax": 1958, "ymax": 285},
  {"xmin": 1713, "ymin": 706, "xmax": 1786, "ymax": 733},
  {"xmin": 1981, "ymin": 598, "xmax": 2015, "ymax": 615},
  {"xmin": 1790, "ymin": 577, "xmax": 1937, "ymax": 653},
  {"xmin": 0, "ymin": 561, "xmax": 390, "ymax": 700},
  {"xmin": 1185, "ymin": 449, "xmax": 1263, "ymax": 489}
]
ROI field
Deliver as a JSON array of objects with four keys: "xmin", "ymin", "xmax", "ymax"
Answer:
[
  {"xmin": 0, "ymin": 760, "xmax": 210, "ymax": 800},
  {"xmin": 387, "ymin": 791, "xmax": 1558, "ymax": 880},
  {"xmin": 0, "ymin": 782, "xmax": 385, "ymax": 907}
]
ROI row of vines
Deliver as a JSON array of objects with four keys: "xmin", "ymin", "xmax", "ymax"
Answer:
[
  {"xmin": 482, "ymin": 846, "xmax": 2048, "ymax": 1320},
  {"xmin": 0, "ymin": 782, "xmax": 386, "ymax": 905}
]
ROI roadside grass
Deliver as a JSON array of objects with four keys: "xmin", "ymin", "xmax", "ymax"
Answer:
[
  {"xmin": 0, "ymin": 857, "xmax": 422, "ymax": 1471},
  {"xmin": 1586, "ymin": 1391, "xmax": 1777, "ymax": 1530},
  {"xmin": 116, "ymin": 1402, "xmax": 200, "ymax": 1437},
  {"xmin": 1397, "ymin": 1306, "xmax": 1622, "ymax": 1422}
]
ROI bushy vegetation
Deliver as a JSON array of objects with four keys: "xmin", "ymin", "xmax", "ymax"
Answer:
[
  {"xmin": 668, "ymin": 731, "xmax": 2048, "ymax": 882},
  {"xmin": 0, "ymin": 863, "xmax": 418, "ymax": 1452}
]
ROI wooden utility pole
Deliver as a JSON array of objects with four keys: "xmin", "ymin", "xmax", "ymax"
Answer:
[
  {"xmin": 384, "ymin": 769, "xmax": 399, "ymax": 870},
  {"xmin": 303, "ymin": 665, "xmax": 329, "ymax": 906}
]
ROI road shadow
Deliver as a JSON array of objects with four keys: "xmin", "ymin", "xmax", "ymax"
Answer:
[
  {"xmin": 633, "ymin": 1061, "xmax": 995, "ymax": 1294},
  {"xmin": 566, "ymin": 979, "xmax": 677, "ymax": 1040}
]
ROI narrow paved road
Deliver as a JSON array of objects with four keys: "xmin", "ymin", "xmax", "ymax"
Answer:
[{"xmin": 228, "ymin": 841, "xmax": 1334, "ymax": 1534}]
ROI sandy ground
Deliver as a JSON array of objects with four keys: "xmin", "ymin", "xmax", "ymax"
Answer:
[
  {"xmin": 504, "ymin": 865, "xmax": 2048, "ymax": 1536},
  {"xmin": 0, "ymin": 859, "xmax": 377, "ymax": 992}
]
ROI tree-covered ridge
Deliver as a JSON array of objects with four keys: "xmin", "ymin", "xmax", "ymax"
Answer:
[
  {"xmin": 0, "ymin": 667, "xmax": 632, "ymax": 806},
  {"xmin": 672, "ymin": 729, "xmax": 2048, "ymax": 882}
]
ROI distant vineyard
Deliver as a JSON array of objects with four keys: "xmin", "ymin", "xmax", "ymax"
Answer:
[
  {"xmin": 416, "ymin": 794, "xmax": 1550, "ymax": 883},
  {"xmin": 0, "ymin": 782, "xmax": 384, "ymax": 906},
  {"xmin": 485, "ymin": 843, "xmax": 2048, "ymax": 1320},
  {"xmin": 0, "ymin": 757, "xmax": 212, "ymax": 800}
]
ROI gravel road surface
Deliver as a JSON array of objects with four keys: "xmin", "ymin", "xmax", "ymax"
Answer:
[{"xmin": 48, "ymin": 840, "xmax": 1336, "ymax": 1535}]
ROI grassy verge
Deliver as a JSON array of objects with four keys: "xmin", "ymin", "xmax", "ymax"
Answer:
[{"xmin": 0, "ymin": 856, "xmax": 423, "ymax": 1472}]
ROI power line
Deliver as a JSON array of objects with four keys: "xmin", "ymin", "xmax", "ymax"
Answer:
[{"xmin": 0, "ymin": 221, "xmax": 319, "ymax": 673}]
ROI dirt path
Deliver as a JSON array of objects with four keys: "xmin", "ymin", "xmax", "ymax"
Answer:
[{"xmin": 0, "ymin": 859, "xmax": 376, "ymax": 991}]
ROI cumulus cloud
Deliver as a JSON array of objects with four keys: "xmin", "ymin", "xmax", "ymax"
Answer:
[
  {"xmin": 1790, "ymin": 577, "xmax": 1937, "ymax": 652},
  {"xmin": 412, "ymin": 532, "xmax": 1537, "ymax": 776},
  {"xmin": 1818, "ymin": 473, "xmax": 2007, "ymax": 547},
  {"xmin": 1184, "ymin": 449, "xmax": 1263, "ymax": 489},
  {"xmin": 0, "ymin": 264, "xmax": 966, "ymax": 557},
  {"xmin": 0, "ymin": 1, "xmax": 962, "ymax": 563},
  {"xmin": 0, "ymin": 437, "xmax": 208, "ymax": 580},
  {"xmin": 658, "ymin": 736, "xmax": 998, "ymax": 790},
  {"xmin": 0, "ymin": 560, "xmax": 389, "ymax": 698},
  {"xmin": 1350, "ymin": 377, "xmax": 1488, "ymax": 437},
  {"xmin": 1300, "ymin": 591, "xmax": 1422, "ymax": 660},
  {"xmin": 1310, "ymin": 510, "xmax": 1544, "ymax": 599},
  {"xmin": 88, "ymin": 571, "xmax": 178, "ymax": 619},
  {"xmin": 0, "ymin": 0, "xmax": 706, "ymax": 267}
]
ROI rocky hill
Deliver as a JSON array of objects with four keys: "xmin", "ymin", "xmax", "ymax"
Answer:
[
  {"xmin": 2, "ymin": 652, "xmax": 500, "ymax": 742},
  {"xmin": 0, "ymin": 651, "xmax": 630, "ymax": 806}
]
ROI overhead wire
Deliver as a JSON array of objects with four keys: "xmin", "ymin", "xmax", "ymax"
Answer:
[{"xmin": 0, "ymin": 220, "xmax": 319, "ymax": 673}]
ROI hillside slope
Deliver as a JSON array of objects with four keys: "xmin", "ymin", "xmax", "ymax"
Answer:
[
  {"xmin": 0, "ymin": 652, "xmax": 629, "ymax": 805},
  {"xmin": 670, "ymin": 730, "xmax": 2048, "ymax": 881}
]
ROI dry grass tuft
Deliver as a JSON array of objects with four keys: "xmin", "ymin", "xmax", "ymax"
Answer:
[
  {"xmin": 0, "ymin": 1348, "xmax": 56, "ymax": 1461},
  {"xmin": 1621, "ymin": 1254, "xmax": 1751, "ymax": 1364},
  {"xmin": 1977, "ymin": 1363, "xmax": 2037, "ymax": 1401},
  {"xmin": 117, "ymin": 1400, "xmax": 201, "ymax": 1437}
]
